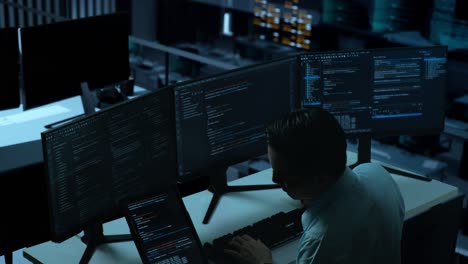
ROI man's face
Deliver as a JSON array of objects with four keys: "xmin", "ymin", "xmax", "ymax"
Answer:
[{"xmin": 268, "ymin": 145, "xmax": 306, "ymax": 200}]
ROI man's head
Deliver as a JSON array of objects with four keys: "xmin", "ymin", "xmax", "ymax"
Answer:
[{"xmin": 265, "ymin": 107, "xmax": 347, "ymax": 200}]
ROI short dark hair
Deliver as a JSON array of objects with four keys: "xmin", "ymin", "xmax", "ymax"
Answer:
[{"xmin": 266, "ymin": 107, "xmax": 347, "ymax": 179}]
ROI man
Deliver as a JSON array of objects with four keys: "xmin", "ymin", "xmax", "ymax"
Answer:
[{"xmin": 225, "ymin": 108, "xmax": 405, "ymax": 264}]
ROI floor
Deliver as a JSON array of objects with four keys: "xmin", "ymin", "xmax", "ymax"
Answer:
[{"xmin": 2, "ymin": 135, "xmax": 467, "ymax": 264}]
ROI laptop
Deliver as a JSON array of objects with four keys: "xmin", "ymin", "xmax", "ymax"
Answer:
[{"xmin": 123, "ymin": 186, "xmax": 209, "ymax": 264}]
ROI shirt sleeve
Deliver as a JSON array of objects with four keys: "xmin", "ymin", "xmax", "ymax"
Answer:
[
  {"xmin": 297, "ymin": 231, "xmax": 350, "ymax": 264},
  {"xmin": 296, "ymin": 234, "xmax": 322, "ymax": 264}
]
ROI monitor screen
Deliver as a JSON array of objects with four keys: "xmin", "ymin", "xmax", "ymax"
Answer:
[
  {"xmin": 430, "ymin": 0, "xmax": 468, "ymax": 50},
  {"xmin": 41, "ymin": 87, "xmax": 177, "ymax": 242},
  {"xmin": 371, "ymin": 0, "xmax": 433, "ymax": 34},
  {"xmin": 21, "ymin": 13, "xmax": 130, "ymax": 110},
  {"xmin": 298, "ymin": 46, "xmax": 447, "ymax": 137},
  {"xmin": 252, "ymin": 0, "xmax": 316, "ymax": 50},
  {"xmin": 174, "ymin": 56, "xmax": 297, "ymax": 179},
  {"xmin": 323, "ymin": 0, "xmax": 370, "ymax": 30},
  {"xmin": 0, "ymin": 28, "xmax": 20, "ymax": 110}
]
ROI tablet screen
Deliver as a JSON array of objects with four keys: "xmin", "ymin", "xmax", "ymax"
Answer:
[{"xmin": 124, "ymin": 187, "xmax": 208, "ymax": 264}]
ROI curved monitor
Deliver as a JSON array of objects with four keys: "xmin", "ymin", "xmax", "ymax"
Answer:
[
  {"xmin": 173, "ymin": 56, "xmax": 297, "ymax": 180},
  {"xmin": 298, "ymin": 46, "xmax": 447, "ymax": 137},
  {"xmin": 41, "ymin": 88, "xmax": 176, "ymax": 242}
]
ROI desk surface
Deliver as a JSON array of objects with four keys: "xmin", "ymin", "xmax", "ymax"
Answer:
[
  {"xmin": 0, "ymin": 97, "xmax": 84, "ymax": 148},
  {"xmin": 23, "ymin": 159, "xmax": 460, "ymax": 264}
]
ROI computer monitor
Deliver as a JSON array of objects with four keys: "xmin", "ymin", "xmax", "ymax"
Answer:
[
  {"xmin": 21, "ymin": 13, "xmax": 130, "ymax": 110},
  {"xmin": 430, "ymin": 0, "xmax": 468, "ymax": 50},
  {"xmin": 0, "ymin": 28, "xmax": 20, "ymax": 110},
  {"xmin": 41, "ymin": 87, "xmax": 176, "ymax": 263},
  {"xmin": 298, "ymin": 46, "xmax": 447, "ymax": 137},
  {"xmin": 299, "ymin": 46, "xmax": 447, "ymax": 180},
  {"xmin": 371, "ymin": 0, "xmax": 434, "ymax": 35},
  {"xmin": 252, "ymin": 0, "xmax": 316, "ymax": 50},
  {"xmin": 322, "ymin": 0, "xmax": 371, "ymax": 30},
  {"xmin": 173, "ymin": 56, "xmax": 297, "ymax": 223}
]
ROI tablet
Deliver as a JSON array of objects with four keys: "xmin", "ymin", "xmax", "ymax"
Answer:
[{"xmin": 124, "ymin": 186, "xmax": 209, "ymax": 264}]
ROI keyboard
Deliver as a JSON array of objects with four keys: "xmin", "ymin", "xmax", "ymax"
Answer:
[{"xmin": 204, "ymin": 208, "xmax": 304, "ymax": 263}]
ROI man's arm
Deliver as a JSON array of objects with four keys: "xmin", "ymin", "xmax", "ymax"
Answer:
[
  {"xmin": 297, "ymin": 232, "xmax": 349, "ymax": 264},
  {"xmin": 297, "ymin": 235, "xmax": 322, "ymax": 264}
]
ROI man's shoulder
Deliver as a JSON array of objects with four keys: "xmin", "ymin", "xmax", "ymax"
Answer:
[
  {"xmin": 304, "ymin": 190, "xmax": 374, "ymax": 238},
  {"xmin": 352, "ymin": 162, "xmax": 389, "ymax": 177},
  {"xmin": 352, "ymin": 162, "xmax": 397, "ymax": 187},
  {"xmin": 351, "ymin": 162, "xmax": 405, "ymax": 222}
]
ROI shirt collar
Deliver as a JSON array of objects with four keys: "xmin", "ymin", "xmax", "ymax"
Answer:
[{"xmin": 301, "ymin": 167, "xmax": 356, "ymax": 230}]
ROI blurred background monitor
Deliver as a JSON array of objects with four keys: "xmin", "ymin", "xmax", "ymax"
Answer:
[
  {"xmin": 0, "ymin": 28, "xmax": 20, "ymax": 110},
  {"xmin": 323, "ymin": 0, "xmax": 371, "ymax": 30},
  {"xmin": 21, "ymin": 13, "xmax": 130, "ymax": 110},
  {"xmin": 371, "ymin": 0, "xmax": 434, "ymax": 36},
  {"xmin": 430, "ymin": 0, "xmax": 468, "ymax": 50},
  {"xmin": 252, "ymin": 0, "xmax": 319, "ymax": 50}
]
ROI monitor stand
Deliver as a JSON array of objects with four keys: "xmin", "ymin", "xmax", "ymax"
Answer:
[
  {"xmin": 349, "ymin": 136, "xmax": 431, "ymax": 182},
  {"xmin": 44, "ymin": 82, "xmax": 96, "ymax": 129},
  {"xmin": 202, "ymin": 166, "xmax": 280, "ymax": 224},
  {"xmin": 79, "ymin": 223, "xmax": 132, "ymax": 264}
]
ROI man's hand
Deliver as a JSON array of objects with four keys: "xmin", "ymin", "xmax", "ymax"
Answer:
[{"xmin": 224, "ymin": 235, "xmax": 273, "ymax": 264}]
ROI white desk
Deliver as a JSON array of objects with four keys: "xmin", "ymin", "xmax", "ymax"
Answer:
[
  {"xmin": 0, "ymin": 98, "xmax": 82, "ymax": 148},
  {"xmin": 0, "ymin": 87, "xmax": 148, "ymax": 172},
  {"xmin": 22, "ymin": 157, "xmax": 461, "ymax": 264}
]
